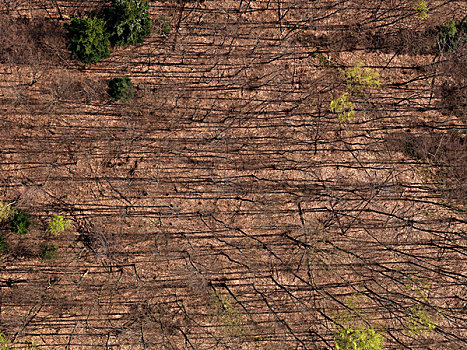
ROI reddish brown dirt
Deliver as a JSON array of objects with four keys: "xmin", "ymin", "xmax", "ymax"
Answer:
[{"xmin": 0, "ymin": 1, "xmax": 466, "ymax": 349}]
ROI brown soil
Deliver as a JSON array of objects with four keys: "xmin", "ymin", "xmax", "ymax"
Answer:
[{"xmin": 0, "ymin": 1, "xmax": 466, "ymax": 349}]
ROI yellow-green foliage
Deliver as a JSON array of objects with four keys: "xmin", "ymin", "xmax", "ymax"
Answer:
[
  {"xmin": 48, "ymin": 215, "xmax": 71, "ymax": 236},
  {"xmin": 405, "ymin": 275, "xmax": 430, "ymax": 303},
  {"xmin": 0, "ymin": 333, "xmax": 39, "ymax": 350},
  {"xmin": 341, "ymin": 293, "xmax": 367, "ymax": 324},
  {"xmin": 0, "ymin": 332, "xmax": 11, "ymax": 350},
  {"xmin": 403, "ymin": 275, "xmax": 439, "ymax": 336},
  {"xmin": 0, "ymin": 201, "xmax": 15, "ymax": 224},
  {"xmin": 407, "ymin": 305, "xmax": 436, "ymax": 335},
  {"xmin": 414, "ymin": 0, "xmax": 429, "ymax": 20},
  {"xmin": 334, "ymin": 290, "xmax": 386, "ymax": 333},
  {"xmin": 334, "ymin": 327, "xmax": 383, "ymax": 350},
  {"xmin": 344, "ymin": 61, "xmax": 380, "ymax": 94},
  {"xmin": 330, "ymin": 94, "xmax": 356, "ymax": 123},
  {"xmin": 212, "ymin": 292, "xmax": 245, "ymax": 337}
]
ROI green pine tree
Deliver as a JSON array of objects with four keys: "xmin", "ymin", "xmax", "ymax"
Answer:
[
  {"xmin": 108, "ymin": 77, "xmax": 135, "ymax": 102},
  {"xmin": 9, "ymin": 210, "xmax": 31, "ymax": 236},
  {"xmin": 106, "ymin": 0, "xmax": 152, "ymax": 47},
  {"xmin": 65, "ymin": 15, "xmax": 110, "ymax": 64}
]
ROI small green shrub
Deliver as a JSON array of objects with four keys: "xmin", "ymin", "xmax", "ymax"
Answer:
[
  {"xmin": 404, "ymin": 276, "xmax": 438, "ymax": 336},
  {"xmin": 0, "ymin": 332, "xmax": 11, "ymax": 350},
  {"xmin": 0, "ymin": 336, "xmax": 38, "ymax": 350},
  {"xmin": 344, "ymin": 61, "xmax": 380, "ymax": 95},
  {"xmin": 108, "ymin": 77, "xmax": 135, "ymax": 102},
  {"xmin": 106, "ymin": 0, "xmax": 152, "ymax": 47},
  {"xmin": 0, "ymin": 236, "xmax": 8, "ymax": 254},
  {"xmin": 403, "ymin": 139, "xmax": 423, "ymax": 161},
  {"xmin": 334, "ymin": 327, "xmax": 383, "ymax": 350},
  {"xmin": 317, "ymin": 53, "xmax": 339, "ymax": 69},
  {"xmin": 65, "ymin": 15, "xmax": 110, "ymax": 64},
  {"xmin": 48, "ymin": 215, "xmax": 71, "ymax": 236},
  {"xmin": 39, "ymin": 242, "xmax": 59, "ymax": 261},
  {"xmin": 24, "ymin": 340, "xmax": 40, "ymax": 349},
  {"xmin": 9, "ymin": 210, "xmax": 31, "ymax": 235},
  {"xmin": 407, "ymin": 305, "xmax": 436, "ymax": 335},
  {"xmin": 0, "ymin": 201, "xmax": 16, "ymax": 224},
  {"xmin": 330, "ymin": 94, "xmax": 356, "ymax": 123},
  {"xmin": 414, "ymin": 0, "xmax": 429, "ymax": 20},
  {"xmin": 156, "ymin": 16, "xmax": 171, "ymax": 36},
  {"xmin": 437, "ymin": 20, "xmax": 467, "ymax": 52},
  {"xmin": 212, "ymin": 291, "xmax": 246, "ymax": 338}
]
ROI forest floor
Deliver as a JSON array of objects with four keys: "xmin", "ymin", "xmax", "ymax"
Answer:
[{"xmin": 0, "ymin": 0, "xmax": 466, "ymax": 349}]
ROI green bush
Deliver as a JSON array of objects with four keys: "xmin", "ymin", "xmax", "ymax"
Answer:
[
  {"xmin": 48, "ymin": 215, "xmax": 71, "ymax": 236},
  {"xmin": 404, "ymin": 276, "xmax": 438, "ymax": 336},
  {"xmin": 344, "ymin": 61, "xmax": 380, "ymax": 95},
  {"xmin": 212, "ymin": 291, "xmax": 245, "ymax": 337},
  {"xmin": 40, "ymin": 242, "xmax": 59, "ymax": 261},
  {"xmin": 156, "ymin": 16, "xmax": 171, "ymax": 36},
  {"xmin": 0, "ymin": 236, "xmax": 8, "ymax": 254},
  {"xmin": 106, "ymin": 0, "xmax": 152, "ymax": 47},
  {"xmin": 0, "ymin": 201, "xmax": 15, "ymax": 224},
  {"xmin": 0, "ymin": 332, "xmax": 38, "ymax": 350},
  {"xmin": 0, "ymin": 332, "xmax": 11, "ymax": 350},
  {"xmin": 334, "ymin": 327, "xmax": 383, "ymax": 350},
  {"xmin": 330, "ymin": 94, "xmax": 356, "ymax": 123},
  {"xmin": 407, "ymin": 305, "xmax": 436, "ymax": 335},
  {"xmin": 108, "ymin": 77, "xmax": 135, "ymax": 102},
  {"xmin": 437, "ymin": 20, "xmax": 467, "ymax": 52},
  {"xmin": 414, "ymin": 0, "xmax": 429, "ymax": 20},
  {"xmin": 65, "ymin": 15, "xmax": 110, "ymax": 64},
  {"xmin": 9, "ymin": 210, "xmax": 31, "ymax": 236}
]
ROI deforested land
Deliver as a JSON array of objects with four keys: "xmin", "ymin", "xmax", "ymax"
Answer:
[{"xmin": 0, "ymin": 0, "xmax": 466, "ymax": 349}]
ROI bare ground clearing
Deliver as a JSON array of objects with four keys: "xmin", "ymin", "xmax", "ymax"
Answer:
[{"xmin": 0, "ymin": 1, "xmax": 466, "ymax": 349}]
